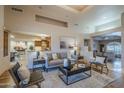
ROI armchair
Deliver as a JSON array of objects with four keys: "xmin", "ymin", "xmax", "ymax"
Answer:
[
  {"xmin": 90, "ymin": 56, "xmax": 109, "ymax": 74},
  {"xmin": 9, "ymin": 63, "xmax": 44, "ymax": 88}
]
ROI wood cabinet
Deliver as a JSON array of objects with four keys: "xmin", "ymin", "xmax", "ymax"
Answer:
[
  {"xmin": 35, "ymin": 41, "xmax": 41, "ymax": 46},
  {"xmin": 34, "ymin": 37, "xmax": 51, "ymax": 51}
]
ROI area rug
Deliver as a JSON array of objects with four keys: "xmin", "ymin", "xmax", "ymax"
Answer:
[
  {"xmin": 41, "ymin": 70, "xmax": 120, "ymax": 88},
  {"xmin": 3, "ymin": 69, "xmax": 120, "ymax": 88}
]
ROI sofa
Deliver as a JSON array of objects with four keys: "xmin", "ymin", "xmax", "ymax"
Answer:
[{"xmin": 45, "ymin": 52, "xmax": 68, "ymax": 71}]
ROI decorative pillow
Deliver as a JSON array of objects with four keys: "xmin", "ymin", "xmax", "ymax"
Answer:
[
  {"xmin": 17, "ymin": 66, "xmax": 30, "ymax": 85},
  {"xmin": 63, "ymin": 59, "xmax": 70, "ymax": 67},
  {"xmin": 52, "ymin": 53, "xmax": 58, "ymax": 60},
  {"xmin": 95, "ymin": 56, "xmax": 105, "ymax": 64},
  {"xmin": 57, "ymin": 53, "xmax": 61, "ymax": 59},
  {"xmin": 60, "ymin": 52, "xmax": 67, "ymax": 59}
]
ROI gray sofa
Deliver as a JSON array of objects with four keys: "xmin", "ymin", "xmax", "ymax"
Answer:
[{"xmin": 45, "ymin": 52, "xmax": 68, "ymax": 71}]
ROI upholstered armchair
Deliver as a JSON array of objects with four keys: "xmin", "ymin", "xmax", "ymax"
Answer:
[
  {"xmin": 9, "ymin": 63, "xmax": 44, "ymax": 88},
  {"xmin": 90, "ymin": 56, "xmax": 109, "ymax": 74}
]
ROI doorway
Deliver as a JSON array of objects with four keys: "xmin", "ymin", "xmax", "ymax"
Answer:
[{"xmin": 92, "ymin": 31, "xmax": 122, "ymax": 72}]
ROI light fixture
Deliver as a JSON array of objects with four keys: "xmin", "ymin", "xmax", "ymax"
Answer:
[
  {"xmin": 38, "ymin": 6, "xmax": 42, "ymax": 9},
  {"xmin": 103, "ymin": 16, "xmax": 107, "ymax": 19},
  {"xmin": 10, "ymin": 35, "xmax": 15, "ymax": 39},
  {"xmin": 40, "ymin": 34, "xmax": 49, "ymax": 37},
  {"xmin": 74, "ymin": 24, "xmax": 78, "ymax": 26},
  {"xmin": 65, "ymin": 15, "xmax": 69, "ymax": 18},
  {"xmin": 32, "ymin": 39, "xmax": 41, "ymax": 41},
  {"xmin": 3, "ymin": 26, "xmax": 6, "ymax": 30},
  {"xmin": 40, "ymin": 34, "xmax": 49, "ymax": 40}
]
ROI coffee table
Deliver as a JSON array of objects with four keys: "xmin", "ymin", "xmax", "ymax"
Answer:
[{"xmin": 58, "ymin": 63, "xmax": 91, "ymax": 85}]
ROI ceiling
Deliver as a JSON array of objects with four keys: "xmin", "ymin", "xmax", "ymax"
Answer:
[
  {"xmin": 38, "ymin": 5, "xmax": 124, "ymax": 34},
  {"xmin": 68, "ymin": 5, "xmax": 89, "ymax": 12},
  {"xmin": 57, "ymin": 5, "xmax": 90, "ymax": 13},
  {"xmin": 70, "ymin": 5, "xmax": 124, "ymax": 34},
  {"xmin": 5, "ymin": 5, "xmax": 124, "ymax": 34}
]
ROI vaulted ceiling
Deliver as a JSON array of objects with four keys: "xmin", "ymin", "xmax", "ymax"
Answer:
[
  {"xmin": 57, "ymin": 5, "xmax": 90, "ymax": 13},
  {"xmin": 5, "ymin": 5, "xmax": 124, "ymax": 34},
  {"xmin": 37, "ymin": 5, "xmax": 124, "ymax": 34},
  {"xmin": 68, "ymin": 5, "xmax": 89, "ymax": 12},
  {"xmin": 71, "ymin": 5, "xmax": 124, "ymax": 34}
]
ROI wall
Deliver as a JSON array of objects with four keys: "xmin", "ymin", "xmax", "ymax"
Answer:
[
  {"xmin": 0, "ymin": 6, "xmax": 4, "ymax": 29},
  {"xmin": 4, "ymin": 6, "xmax": 83, "ymax": 53},
  {"xmin": 0, "ymin": 6, "xmax": 10, "ymax": 76},
  {"xmin": 121, "ymin": 13, "xmax": 124, "ymax": 70},
  {"xmin": 122, "ymin": 29, "xmax": 124, "ymax": 70}
]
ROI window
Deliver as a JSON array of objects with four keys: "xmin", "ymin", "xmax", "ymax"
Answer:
[{"xmin": 107, "ymin": 42, "xmax": 121, "ymax": 54}]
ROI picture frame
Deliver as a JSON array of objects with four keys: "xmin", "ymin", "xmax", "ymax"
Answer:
[{"xmin": 60, "ymin": 36, "xmax": 76, "ymax": 49}]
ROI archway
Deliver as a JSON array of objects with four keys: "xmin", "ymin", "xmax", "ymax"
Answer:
[{"xmin": 106, "ymin": 42, "xmax": 121, "ymax": 59}]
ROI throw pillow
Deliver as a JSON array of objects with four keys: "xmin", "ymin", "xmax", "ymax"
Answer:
[
  {"xmin": 57, "ymin": 53, "xmax": 61, "ymax": 59},
  {"xmin": 60, "ymin": 52, "xmax": 67, "ymax": 59},
  {"xmin": 17, "ymin": 65, "xmax": 30, "ymax": 85},
  {"xmin": 95, "ymin": 56, "xmax": 105, "ymax": 64},
  {"xmin": 52, "ymin": 53, "xmax": 58, "ymax": 60}
]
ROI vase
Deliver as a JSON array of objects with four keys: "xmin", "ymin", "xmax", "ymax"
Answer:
[{"xmin": 63, "ymin": 59, "xmax": 69, "ymax": 67}]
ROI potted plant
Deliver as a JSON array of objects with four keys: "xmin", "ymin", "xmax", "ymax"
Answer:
[{"xmin": 29, "ymin": 45, "xmax": 34, "ymax": 51}]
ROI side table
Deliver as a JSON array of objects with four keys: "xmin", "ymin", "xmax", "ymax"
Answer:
[{"xmin": 33, "ymin": 58, "xmax": 46, "ymax": 71}]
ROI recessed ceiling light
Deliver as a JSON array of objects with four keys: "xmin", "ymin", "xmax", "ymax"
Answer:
[
  {"xmin": 10, "ymin": 35, "xmax": 15, "ymax": 39},
  {"xmin": 40, "ymin": 34, "xmax": 49, "ymax": 37},
  {"xmin": 38, "ymin": 6, "xmax": 42, "ymax": 9},
  {"xmin": 65, "ymin": 15, "xmax": 69, "ymax": 17},
  {"xmin": 74, "ymin": 24, "xmax": 78, "ymax": 26},
  {"xmin": 103, "ymin": 16, "xmax": 107, "ymax": 19}
]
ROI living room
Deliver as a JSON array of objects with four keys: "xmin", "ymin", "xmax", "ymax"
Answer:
[{"xmin": 1, "ymin": 4, "xmax": 124, "ymax": 89}]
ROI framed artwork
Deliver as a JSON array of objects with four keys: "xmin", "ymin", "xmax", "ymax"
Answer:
[
  {"xmin": 60, "ymin": 36, "xmax": 76, "ymax": 49},
  {"xmin": 35, "ymin": 36, "xmax": 51, "ymax": 51},
  {"xmin": 84, "ymin": 39, "xmax": 90, "ymax": 46},
  {"xmin": 60, "ymin": 41, "xmax": 66, "ymax": 49},
  {"xmin": 41, "ymin": 38, "xmax": 51, "ymax": 51},
  {"xmin": 84, "ymin": 39, "xmax": 91, "ymax": 51}
]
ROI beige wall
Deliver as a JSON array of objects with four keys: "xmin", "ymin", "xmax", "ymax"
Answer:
[
  {"xmin": 5, "ymin": 6, "xmax": 83, "ymax": 53},
  {"xmin": 0, "ymin": 6, "xmax": 10, "ymax": 76},
  {"xmin": 0, "ymin": 6, "xmax": 4, "ymax": 30}
]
